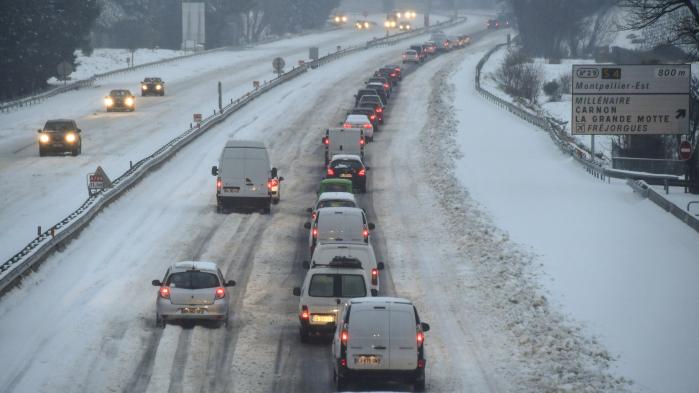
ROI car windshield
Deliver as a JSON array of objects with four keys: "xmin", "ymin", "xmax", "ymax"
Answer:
[
  {"xmin": 308, "ymin": 274, "xmax": 366, "ymax": 297},
  {"xmin": 317, "ymin": 199, "xmax": 356, "ymax": 209},
  {"xmin": 44, "ymin": 121, "xmax": 74, "ymax": 131},
  {"xmin": 110, "ymin": 90, "xmax": 128, "ymax": 96},
  {"xmin": 331, "ymin": 159, "xmax": 362, "ymax": 170},
  {"xmin": 167, "ymin": 271, "xmax": 220, "ymax": 289}
]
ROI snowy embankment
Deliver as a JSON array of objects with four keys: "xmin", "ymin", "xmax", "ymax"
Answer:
[{"xmin": 453, "ymin": 43, "xmax": 699, "ymax": 392}]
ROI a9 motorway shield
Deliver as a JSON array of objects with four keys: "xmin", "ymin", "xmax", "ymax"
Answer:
[{"xmin": 571, "ymin": 64, "xmax": 690, "ymax": 135}]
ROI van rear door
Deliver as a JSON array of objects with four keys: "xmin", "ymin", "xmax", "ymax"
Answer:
[
  {"xmin": 347, "ymin": 308, "xmax": 390, "ymax": 370},
  {"xmin": 220, "ymin": 147, "xmax": 269, "ymax": 197},
  {"xmin": 388, "ymin": 306, "xmax": 418, "ymax": 370}
]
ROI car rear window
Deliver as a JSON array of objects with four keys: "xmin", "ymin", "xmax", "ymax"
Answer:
[
  {"xmin": 331, "ymin": 159, "xmax": 362, "ymax": 170},
  {"xmin": 317, "ymin": 199, "xmax": 356, "ymax": 209},
  {"xmin": 349, "ymin": 309, "xmax": 388, "ymax": 336},
  {"xmin": 167, "ymin": 271, "xmax": 220, "ymax": 289},
  {"xmin": 308, "ymin": 274, "xmax": 367, "ymax": 297}
]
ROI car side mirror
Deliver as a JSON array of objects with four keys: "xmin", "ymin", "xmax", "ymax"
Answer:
[
  {"xmin": 37, "ymin": 129, "xmax": 42, "ymax": 133},
  {"xmin": 225, "ymin": 280, "xmax": 236, "ymax": 287},
  {"xmin": 371, "ymin": 289, "xmax": 378, "ymax": 297},
  {"xmin": 421, "ymin": 322, "xmax": 430, "ymax": 332},
  {"xmin": 211, "ymin": 166, "xmax": 218, "ymax": 176},
  {"xmin": 271, "ymin": 167, "xmax": 278, "ymax": 178},
  {"xmin": 306, "ymin": 207, "xmax": 313, "ymax": 213},
  {"xmin": 302, "ymin": 260, "xmax": 310, "ymax": 269},
  {"xmin": 304, "ymin": 222, "xmax": 311, "ymax": 229},
  {"xmin": 365, "ymin": 166, "xmax": 370, "ymax": 170},
  {"xmin": 77, "ymin": 128, "xmax": 82, "ymax": 133},
  {"xmin": 151, "ymin": 280, "xmax": 161, "ymax": 286},
  {"xmin": 368, "ymin": 223, "xmax": 375, "ymax": 230},
  {"xmin": 293, "ymin": 287, "xmax": 301, "ymax": 296},
  {"xmin": 377, "ymin": 262, "xmax": 385, "ymax": 270},
  {"xmin": 279, "ymin": 176, "xmax": 284, "ymax": 182}
]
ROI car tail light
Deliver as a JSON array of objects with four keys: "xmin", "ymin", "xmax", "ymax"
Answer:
[
  {"xmin": 417, "ymin": 331, "xmax": 424, "ymax": 346},
  {"xmin": 216, "ymin": 177, "xmax": 222, "ymax": 190},
  {"xmin": 371, "ymin": 268, "xmax": 378, "ymax": 285},
  {"xmin": 311, "ymin": 211, "xmax": 317, "ymax": 220},
  {"xmin": 312, "ymin": 228, "xmax": 318, "ymax": 238},
  {"xmin": 215, "ymin": 287, "xmax": 225, "ymax": 299},
  {"xmin": 370, "ymin": 114, "xmax": 375, "ymax": 121},
  {"xmin": 359, "ymin": 137, "xmax": 365, "ymax": 146},
  {"xmin": 340, "ymin": 358, "xmax": 347, "ymax": 367},
  {"xmin": 394, "ymin": 67, "xmax": 400, "ymax": 72},
  {"xmin": 301, "ymin": 305, "xmax": 309, "ymax": 320},
  {"xmin": 383, "ymin": 83, "xmax": 389, "ymax": 89},
  {"xmin": 342, "ymin": 123, "xmax": 351, "ymax": 128},
  {"xmin": 340, "ymin": 328, "xmax": 349, "ymax": 345},
  {"xmin": 323, "ymin": 136, "xmax": 329, "ymax": 145},
  {"xmin": 418, "ymin": 358, "xmax": 426, "ymax": 368},
  {"xmin": 358, "ymin": 168, "xmax": 366, "ymax": 176},
  {"xmin": 363, "ymin": 124, "xmax": 372, "ymax": 129},
  {"xmin": 327, "ymin": 167, "xmax": 335, "ymax": 176},
  {"xmin": 363, "ymin": 228, "xmax": 369, "ymax": 239},
  {"xmin": 267, "ymin": 178, "xmax": 279, "ymax": 189},
  {"xmin": 390, "ymin": 73, "xmax": 396, "ymax": 77},
  {"xmin": 376, "ymin": 107, "xmax": 382, "ymax": 113},
  {"xmin": 159, "ymin": 286, "xmax": 170, "ymax": 299}
]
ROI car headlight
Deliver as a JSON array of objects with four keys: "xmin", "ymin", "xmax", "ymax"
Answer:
[
  {"xmin": 141, "ymin": 85, "xmax": 147, "ymax": 90},
  {"xmin": 125, "ymin": 97, "xmax": 134, "ymax": 106},
  {"xmin": 342, "ymin": 16, "xmax": 347, "ymax": 22},
  {"xmin": 364, "ymin": 22, "xmax": 369, "ymax": 28},
  {"xmin": 104, "ymin": 97, "xmax": 113, "ymax": 106},
  {"xmin": 65, "ymin": 133, "xmax": 76, "ymax": 143},
  {"xmin": 335, "ymin": 16, "xmax": 340, "ymax": 22},
  {"xmin": 155, "ymin": 84, "xmax": 161, "ymax": 90},
  {"xmin": 39, "ymin": 133, "xmax": 50, "ymax": 143}
]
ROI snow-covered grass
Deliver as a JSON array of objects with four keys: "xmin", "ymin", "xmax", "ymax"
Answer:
[{"xmin": 464, "ymin": 41, "xmax": 699, "ymax": 393}]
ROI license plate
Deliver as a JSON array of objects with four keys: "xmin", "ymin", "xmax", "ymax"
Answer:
[
  {"xmin": 223, "ymin": 187, "xmax": 240, "ymax": 192},
  {"xmin": 52, "ymin": 144, "xmax": 64, "ymax": 147},
  {"xmin": 355, "ymin": 355, "xmax": 381, "ymax": 365},
  {"xmin": 339, "ymin": 174, "xmax": 352, "ymax": 178},
  {"xmin": 311, "ymin": 314, "xmax": 335, "ymax": 324},
  {"xmin": 180, "ymin": 307, "xmax": 205, "ymax": 314}
]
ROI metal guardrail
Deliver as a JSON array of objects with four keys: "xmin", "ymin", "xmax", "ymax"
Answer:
[
  {"xmin": 476, "ymin": 42, "xmax": 699, "ymax": 234},
  {"xmin": 0, "ymin": 16, "xmax": 468, "ymax": 295}
]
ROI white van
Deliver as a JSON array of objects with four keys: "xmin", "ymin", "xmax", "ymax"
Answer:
[
  {"xmin": 332, "ymin": 297, "xmax": 430, "ymax": 391},
  {"xmin": 211, "ymin": 140, "xmax": 283, "ymax": 214},
  {"xmin": 323, "ymin": 127, "xmax": 365, "ymax": 165},
  {"xmin": 309, "ymin": 242, "xmax": 384, "ymax": 292}
]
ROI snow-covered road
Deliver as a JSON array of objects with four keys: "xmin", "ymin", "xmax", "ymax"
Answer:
[{"xmin": 0, "ymin": 15, "xmax": 501, "ymax": 393}]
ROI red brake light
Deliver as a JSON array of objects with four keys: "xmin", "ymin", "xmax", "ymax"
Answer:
[
  {"xmin": 363, "ymin": 124, "xmax": 372, "ymax": 129},
  {"xmin": 376, "ymin": 107, "xmax": 382, "ymax": 113},
  {"xmin": 267, "ymin": 178, "xmax": 279, "ymax": 189},
  {"xmin": 390, "ymin": 73, "xmax": 396, "ymax": 77},
  {"xmin": 327, "ymin": 167, "xmax": 335, "ymax": 176},
  {"xmin": 301, "ymin": 305, "xmax": 309, "ymax": 320},
  {"xmin": 312, "ymin": 228, "xmax": 318, "ymax": 238},
  {"xmin": 216, "ymin": 177, "xmax": 222, "ymax": 190},
  {"xmin": 311, "ymin": 211, "xmax": 317, "ymax": 220},
  {"xmin": 370, "ymin": 114, "xmax": 375, "ymax": 120},
  {"xmin": 363, "ymin": 228, "xmax": 369, "ymax": 238},
  {"xmin": 340, "ymin": 328, "xmax": 349, "ymax": 344},
  {"xmin": 358, "ymin": 168, "xmax": 366, "ymax": 176},
  {"xmin": 323, "ymin": 136, "xmax": 329, "ymax": 145},
  {"xmin": 159, "ymin": 286, "xmax": 170, "ymax": 299},
  {"xmin": 342, "ymin": 123, "xmax": 351, "ymax": 128},
  {"xmin": 215, "ymin": 287, "xmax": 225, "ymax": 299},
  {"xmin": 340, "ymin": 358, "xmax": 347, "ymax": 367},
  {"xmin": 394, "ymin": 67, "xmax": 400, "ymax": 71},
  {"xmin": 371, "ymin": 268, "xmax": 378, "ymax": 285},
  {"xmin": 417, "ymin": 331, "xmax": 424, "ymax": 345},
  {"xmin": 360, "ymin": 137, "xmax": 365, "ymax": 146},
  {"xmin": 383, "ymin": 83, "xmax": 389, "ymax": 88},
  {"xmin": 418, "ymin": 358, "xmax": 426, "ymax": 368}
]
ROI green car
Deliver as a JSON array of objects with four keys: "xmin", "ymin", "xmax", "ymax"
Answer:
[{"xmin": 318, "ymin": 178, "xmax": 353, "ymax": 194}]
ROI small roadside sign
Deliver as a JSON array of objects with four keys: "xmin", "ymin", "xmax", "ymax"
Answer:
[
  {"xmin": 273, "ymin": 57, "xmax": 285, "ymax": 75},
  {"xmin": 571, "ymin": 64, "xmax": 690, "ymax": 135},
  {"xmin": 193, "ymin": 113, "xmax": 202, "ymax": 123},
  {"xmin": 679, "ymin": 140, "xmax": 693, "ymax": 160},
  {"xmin": 87, "ymin": 166, "xmax": 112, "ymax": 196},
  {"xmin": 253, "ymin": 80, "xmax": 260, "ymax": 89}
]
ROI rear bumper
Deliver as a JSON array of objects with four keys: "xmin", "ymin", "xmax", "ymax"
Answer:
[
  {"xmin": 217, "ymin": 195, "xmax": 271, "ymax": 208},
  {"xmin": 338, "ymin": 364, "xmax": 425, "ymax": 382},
  {"xmin": 300, "ymin": 319, "xmax": 337, "ymax": 334},
  {"xmin": 157, "ymin": 300, "xmax": 228, "ymax": 320}
]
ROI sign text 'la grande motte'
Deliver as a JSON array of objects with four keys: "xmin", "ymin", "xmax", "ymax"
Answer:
[{"xmin": 571, "ymin": 65, "xmax": 690, "ymax": 135}]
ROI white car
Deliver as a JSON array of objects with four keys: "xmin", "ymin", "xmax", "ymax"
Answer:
[
  {"xmin": 292, "ymin": 257, "xmax": 377, "ymax": 341},
  {"xmin": 311, "ymin": 242, "xmax": 384, "ymax": 292},
  {"xmin": 304, "ymin": 207, "xmax": 375, "ymax": 255},
  {"xmin": 308, "ymin": 192, "xmax": 359, "ymax": 220},
  {"xmin": 332, "ymin": 297, "xmax": 430, "ymax": 391},
  {"xmin": 402, "ymin": 49, "xmax": 420, "ymax": 63},
  {"xmin": 343, "ymin": 114, "xmax": 374, "ymax": 141}
]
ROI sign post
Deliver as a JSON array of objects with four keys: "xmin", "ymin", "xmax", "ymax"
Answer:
[{"xmin": 571, "ymin": 64, "xmax": 690, "ymax": 136}]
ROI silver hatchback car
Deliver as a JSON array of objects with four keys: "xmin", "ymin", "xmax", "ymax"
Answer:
[{"xmin": 151, "ymin": 261, "xmax": 236, "ymax": 327}]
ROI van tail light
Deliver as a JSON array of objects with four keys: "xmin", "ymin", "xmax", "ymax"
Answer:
[
  {"xmin": 323, "ymin": 136, "xmax": 329, "ymax": 145},
  {"xmin": 371, "ymin": 268, "xmax": 378, "ymax": 285},
  {"xmin": 327, "ymin": 167, "xmax": 335, "ymax": 176},
  {"xmin": 312, "ymin": 228, "xmax": 318, "ymax": 238},
  {"xmin": 363, "ymin": 228, "xmax": 369, "ymax": 239},
  {"xmin": 340, "ymin": 328, "xmax": 349, "ymax": 345},
  {"xmin": 216, "ymin": 177, "xmax": 222, "ymax": 190},
  {"xmin": 417, "ymin": 331, "xmax": 424, "ymax": 346},
  {"xmin": 301, "ymin": 305, "xmax": 309, "ymax": 320},
  {"xmin": 311, "ymin": 211, "xmax": 317, "ymax": 220},
  {"xmin": 340, "ymin": 358, "xmax": 347, "ymax": 367},
  {"xmin": 363, "ymin": 124, "xmax": 372, "ymax": 129},
  {"xmin": 159, "ymin": 286, "xmax": 170, "ymax": 299},
  {"xmin": 359, "ymin": 137, "xmax": 365, "ymax": 146},
  {"xmin": 383, "ymin": 83, "xmax": 389, "ymax": 89},
  {"xmin": 267, "ymin": 178, "xmax": 279, "ymax": 189},
  {"xmin": 215, "ymin": 287, "xmax": 225, "ymax": 299},
  {"xmin": 342, "ymin": 123, "xmax": 352, "ymax": 128},
  {"xmin": 358, "ymin": 168, "xmax": 366, "ymax": 176}
]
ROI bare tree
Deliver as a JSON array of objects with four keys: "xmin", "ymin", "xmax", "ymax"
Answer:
[{"xmin": 620, "ymin": 0, "xmax": 699, "ymax": 57}]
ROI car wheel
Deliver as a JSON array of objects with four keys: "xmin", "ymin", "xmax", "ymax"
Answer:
[
  {"xmin": 299, "ymin": 327, "xmax": 309, "ymax": 343},
  {"xmin": 414, "ymin": 379, "xmax": 426, "ymax": 392},
  {"xmin": 156, "ymin": 314, "xmax": 165, "ymax": 328},
  {"xmin": 334, "ymin": 369, "xmax": 347, "ymax": 390}
]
